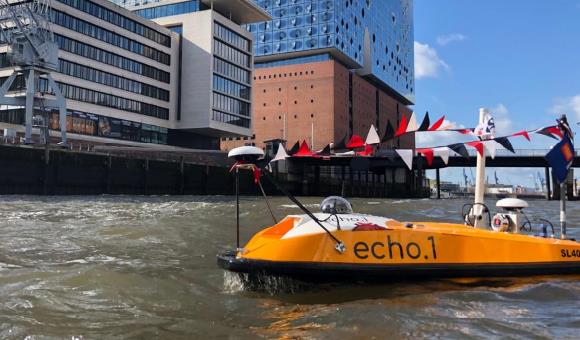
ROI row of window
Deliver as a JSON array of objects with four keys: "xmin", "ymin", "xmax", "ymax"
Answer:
[
  {"xmin": 57, "ymin": 0, "xmax": 171, "ymax": 47},
  {"xmin": 255, "ymin": 70, "xmax": 316, "ymax": 81},
  {"xmin": 254, "ymin": 53, "xmax": 330, "ymax": 68},
  {"xmin": 59, "ymin": 59, "xmax": 169, "ymax": 101},
  {"xmin": 0, "ymin": 108, "xmax": 168, "ymax": 144},
  {"xmin": 8, "ymin": 77, "xmax": 171, "ymax": 120},
  {"xmin": 212, "ymin": 74, "xmax": 250, "ymax": 101},
  {"xmin": 52, "ymin": 10, "xmax": 171, "ymax": 65},
  {"xmin": 213, "ymin": 57, "xmax": 250, "ymax": 85},
  {"xmin": 213, "ymin": 22, "xmax": 251, "ymax": 53},
  {"xmin": 50, "ymin": 81, "xmax": 169, "ymax": 120},
  {"xmin": 134, "ymin": 0, "xmax": 203, "ymax": 20},
  {"xmin": 253, "ymin": 0, "xmax": 334, "ymax": 13},
  {"xmin": 212, "ymin": 110, "xmax": 250, "ymax": 128},
  {"xmin": 213, "ymin": 40, "xmax": 251, "ymax": 68},
  {"xmin": 212, "ymin": 92, "xmax": 250, "ymax": 117},
  {"xmin": 55, "ymin": 34, "xmax": 170, "ymax": 83}
]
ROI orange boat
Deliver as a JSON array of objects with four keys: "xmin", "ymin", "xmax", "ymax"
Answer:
[{"xmin": 217, "ymin": 147, "xmax": 580, "ymax": 282}]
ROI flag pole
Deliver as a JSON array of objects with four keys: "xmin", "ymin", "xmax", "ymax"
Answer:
[
  {"xmin": 560, "ymin": 180, "xmax": 566, "ymax": 239},
  {"xmin": 558, "ymin": 113, "xmax": 571, "ymax": 240},
  {"xmin": 473, "ymin": 107, "xmax": 489, "ymax": 228}
]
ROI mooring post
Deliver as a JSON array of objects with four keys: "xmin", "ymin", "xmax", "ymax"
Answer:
[
  {"xmin": 43, "ymin": 148, "xmax": 50, "ymax": 195},
  {"xmin": 179, "ymin": 156, "xmax": 185, "ymax": 195},
  {"xmin": 436, "ymin": 168, "xmax": 441, "ymax": 199},
  {"xmin": 144, "ymin": 158, "xmax": 149, "ymax": 195},
  {"xmin": 105, "ymin": 154, "xmax": 112, "ymax": 194}
]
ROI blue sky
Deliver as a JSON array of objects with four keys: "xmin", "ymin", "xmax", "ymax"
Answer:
[{"xmin": 412, "ymin": 0, "xmax": 580, "ymax": 187}]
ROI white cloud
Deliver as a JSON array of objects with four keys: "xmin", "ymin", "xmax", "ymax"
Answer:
[
  {"xmin": 414, "ymin": 41, "xmax": 449, "ymax": 79},
  {"xmin": 416, "ymin": 119, "xmax": 471, "ymax": 147},
  {"xmin": 491, "ymin": 103, "xmax": 513, "ymax": 135},
  {"xmin": 550, "ymin": 94, "xmax": 580, "ymax": 121},
  {"xmin": 437, "ymin": 33, "xmax": 467, "ymax": 46}
]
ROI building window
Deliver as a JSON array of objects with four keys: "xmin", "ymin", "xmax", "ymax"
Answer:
[
  {"xmin": 54, "ymin": 35, "xmax": 170, "ymax": 83},
  {"xmin": 58, "ymin": 59, "xmax": 169, "ymax": 101},
  {"xmin": 52, "ymin": 10, "xmax": 171, "ymax": 65},
  {"xmin": 133, "ymin": 0, "xmax": 203, "ymax": 20},
  {"xmin": 59, "ymin": 0, "xmax": 171, "ymax": 47}
]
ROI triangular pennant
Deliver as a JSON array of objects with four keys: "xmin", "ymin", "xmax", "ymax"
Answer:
[
  {"xmin": 270, "ymin": 143, "xmax": 289, "ymax": 162},
  {"xmin": 382, "ymin": 120, "xmax": 395, "ymax": 142},
  {"xmin": 418, "ymin": 112, "xmax": 430, "ymax": 131},
  {"xmin": 438, "ymin": 120, "xmax": 456, "ymax": 131},
  {"xmin": 316, "ymin": 144, "xmax": 332, "ymax": 156},
  {"xmin": 417, "ymin": 148, "xmax": 434, "ymax": 166},
  {"xmin": 365, "ymin": 124, "xmax": 381, "ymax": 145},
  {"xmin": 542, "ymin": 126, "xmax": 563, "ymax": 139},
  {"xmin": 513, "ymin": 130, "xmax": 531, "ymax": 141},
  {"xmin": 434, "ymin": 147, "xmax": 450, "ymax": 165},
  {"xmin": 483, "ymin": 140, "xmax": 496, "ymax": 159},
  {"xmin": 395, "ymin": 149, "xmax": 414, "ymax": 170},
  {"xmin": 332, "ymin": 135, "xmax": 348, "ymax": 150},
  {"xmin": 293, "ymin": 140, "xmax": 315, "ymax": 157},
  {"xmin": 346, "ymin": 135, "xmax": 365, "ymax": 149},
  {"xmin": 288, "ymin": 141, "xmax": 300, "ymax": 155},
  {"xmin": 467, "ymin": 141, "xmax": 484, "ymax": 157},
  {"xmin": 428, "ymin": 115, "xmax": 445, "ymax": 131},
  {"xmin": 456, "ymin": 128, "xmax": 475, "ymax": 135},
  {"xmin": 535, "ymin": 128, "xmax": 559, "ymax": 140},
  {"xmin": 405, "ymin": 112, "xmax": 418, "ymax": 133},
  {"xmin": 448, "ymin": 143, "xmax": 469, "ymax": 159},
  {"xmin": 395, "ymin": 114, "xmax": 408, "ymax": 137},
  {"xmin": 357, "ymin": 144, "xmax": 374, "ymax": 156},
  {"xmin": 494, "ymin": 137, "xmax": 515, "ymax": 154}
]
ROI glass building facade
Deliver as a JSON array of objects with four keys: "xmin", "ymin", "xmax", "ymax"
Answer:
[
  {"xmin": 247, "ymin": 0, "xmax": 414, "ymax": 102},
  {"xmin": 133, "ymin": 0, "xmax": 206, "ymax": 20},
  {"xmin": 211, "ymin": 21, "xmax": 252, "ymax": 128}
]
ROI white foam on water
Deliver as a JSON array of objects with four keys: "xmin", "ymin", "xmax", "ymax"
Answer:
[{"xmin": 222, "ymin": 271, "xmax": 313, "ymax": 295}]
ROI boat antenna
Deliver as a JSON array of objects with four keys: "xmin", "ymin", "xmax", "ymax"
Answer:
[
  {"xmin": 256, "ymin": 176, "xmax": 277, "ymax": 224},
  {"xmin": 261, "ymin": 170, "xmax": 346, "ymax": 253}
]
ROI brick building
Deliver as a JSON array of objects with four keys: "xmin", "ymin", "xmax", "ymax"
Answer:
[
  {"xmin": 221, "ymin": 58, "xmax": 413, "ymax": 151},
  {"xmin": 221, "ymin": 0, "xmax": 414, "ymax": 151}
]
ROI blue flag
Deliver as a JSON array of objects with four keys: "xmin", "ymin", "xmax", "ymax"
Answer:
[{"xmin": 545, "ymin": 135, "xmax": 574, "ymax": 183}]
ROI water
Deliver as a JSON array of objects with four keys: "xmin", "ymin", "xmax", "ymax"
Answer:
[{"xmin": 0, "ymin": 195, "xmax": 578, "ymax": 339}]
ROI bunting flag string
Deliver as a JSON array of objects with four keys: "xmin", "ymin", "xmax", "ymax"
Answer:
[{"xmin": 269, "ymin": 119, "xmax": 568, "ymax": 172}]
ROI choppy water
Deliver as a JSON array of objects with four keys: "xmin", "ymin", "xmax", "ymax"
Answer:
[{"xmin": 0, "ymin": 195, "xmax": 578, "ymax": 339}]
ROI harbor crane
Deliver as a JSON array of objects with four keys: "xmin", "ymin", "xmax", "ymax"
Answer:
[{"xmin": 0, "ymin": 0, "xmax": 66, "ymax": 144}]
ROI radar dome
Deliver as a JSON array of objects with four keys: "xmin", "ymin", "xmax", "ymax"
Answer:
[{"xmin": 320, "ymin": 196, "xmax": 353, "ymax": 214}]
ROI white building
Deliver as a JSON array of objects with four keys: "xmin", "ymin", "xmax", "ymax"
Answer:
[{"xmin": 0, "ymin": 0, "xmax": 269, "ymax": 149}]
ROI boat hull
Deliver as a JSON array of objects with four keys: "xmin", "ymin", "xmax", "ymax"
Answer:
[
  {"xmin": 218, "ymin": 251, "xmax": 580, "ymax": 282},
  {"xmin": 218, "ymin": 217, "xmax": 580, "ymax": 282}
]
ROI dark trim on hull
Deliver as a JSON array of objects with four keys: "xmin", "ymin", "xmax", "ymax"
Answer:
[{"xmin": 217, "ymin": 252, "xmax": 580, "ymax": 282}]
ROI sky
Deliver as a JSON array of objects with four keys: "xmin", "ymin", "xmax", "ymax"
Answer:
[{"xmin": 412, "ymin": 0, "xmax": 580, "ymax": 187}]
